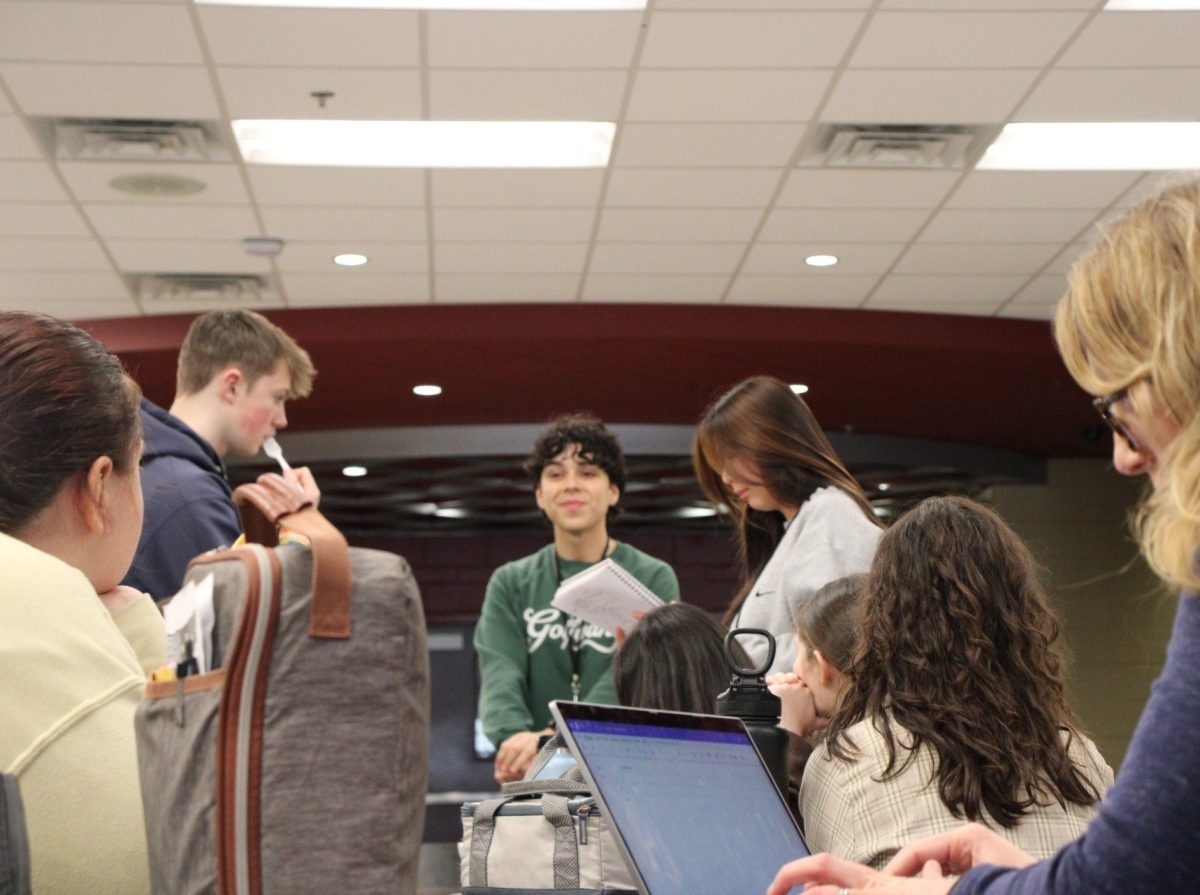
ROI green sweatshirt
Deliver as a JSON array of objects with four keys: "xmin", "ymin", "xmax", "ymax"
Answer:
[{"xmin": 475, "ymin": 542, "xmax": 680, "ymax": 748}]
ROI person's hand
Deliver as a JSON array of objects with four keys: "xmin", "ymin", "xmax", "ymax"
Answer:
[
  {"xmin": 614, "ymin": 610, "xmax": 646, "ymax": 646},
  {"xmin": 768, "ymin": 852, "xmax": 957, "ymax": 895},
  {"xmin": 884, "ymin": 823, "xmax": 1037, "ymax": 878},
  {"xmin": 494, "ymin": 729, "xmax": 552, "ymax": 783},
  {"xmin": 283, "ymin": 466, "xmax": 321, "ymax": 508},
  {"xmin": 767, "ymin": 672, "xmax": 827, "ymax": 737},
  {"xmin": 98, "ymin": 585, "xmax": 146, "ymax": 614}
]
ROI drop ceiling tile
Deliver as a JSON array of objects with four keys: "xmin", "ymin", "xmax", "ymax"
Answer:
[
  {"xmin": 627, "ymin": 69, "xmax": 831, "ymax": 123},
  {"xmin": 598, "ymin": 209, "xmax": 760, "ymax": 242},
  {"xmin": 659, "ymin": 0, "xmax": 871, "ymax": 7},
  {"xmin": 248, "ymin": 167, "xmax": 426, "ymax": 208},
  {"xmin": 823, "ymin": 69, "xmax": 1039, "ymax": 124},
  {"xmin": 777, "ymin": 169, "xmax": 959, "ymax": 208},
  {"xmin": 882, "ymin": 0, "xmax": 1093, "ymax": 8},
  {"xmin": 431, "ymin": 170, "xmax": 604, "ymax": 208},
  {"xmin": 869, "ymin": 274, "xmax": 1026, "ymax": 305},
  {"xmin": 435, "ymin": 209, "xmax": 593, "ymax": 242},
  {"xmin": 850, "ymin": 12, "xmax": 1086, "ymax": 68},
  {"xmin": 428, "ymin": 12, "xmax": 642, "ymax": 68},
  {"xmin": 0, "ymin": 2, "xmax": 202, "ymax": 65},
  {"xmin": 429, "ymin": 70, "xmax": 626, "ymax": 120},
  {"xmin": 219, "ymin": 67, "xmax": 422, "ymax": 119},
  {"xmin": 12, "ymin": 297, "xmax": 141, "ymax": 321},
  {"xmin": 1016, "ymin": 68, "xmax": 1200, "ymax": 122},
  {"xmin": 141, "ymin": 295, "xmax": 286, "ymax": 317},
  {"xmin": 640, "ymin": 12, "xmax": 865, "ymax": 68},
  {"xmin": 0, "ymin": 203, "xmax": 90, "ymax": 237},
  {"xmin": 278, "ymin": 241, "xmax": 428, "ymax": 274},
  {"xmin": 0, "ymin": 161, "xmax": 70, "ymax": 202},
  {"xmin": 922, "ymin": 209, "xmax": 1099, "ymax": 244},
  {"xmin": 865, "ymin": 299, "xmax": 999, "ymax": 317},
  {"xmin": 261, "ymin": 206, "xmax": 427, "ymax": 242},
  {"xmin": 589, "ymin": 242, "xmax": 745, "ymax": 275},
  {"xmin": 0, "ymin": 269, "xmax": 128, "ymax": 300},
  {"xmin": 199, "ymin": 7, "xmax": 419, "ymax": 67},
  {"xmin": 0, "ymin": 116, "xmax": 42, "ymax": 159},
  {"xmin": 758, "ymin": 208, "xmax": 928, "ymax": 243},
  {"xmin": 106, "ymin": 239, "xmax": 271, "ymax": 274},
  {"xmin": 1007, "ymin": 274, "xmax": 1068, "ymax": 307},
  {"xmin": 896, "ymin": 242, "xmax": 1060, "ymax": 275},
  {"xmin": 947, "ymin": 172, "xmax": 1142, "ymax": 210},
  {"xmin": 86, "ymin": 203, "xmax": 261, "ymax": 240},
  {"xmin": 436, "ymin": 242, "xmax": 587, "ymax": 275},
  {"xmin": 1, "ymin": 63, "xmax": 219, "ymax": 119},
  {"xmin": 283, "ymin": 272, "xmax": 430, "ymax": 306},
  {"xmin": 606, "ymin": 168, "xmax": 779, "ymax": 208},
  {"xmin": 1044, "ymin": 242, "xmax": 1091, "ymax": 275},
  {"xmin": 0, "ymin": 238, "xmax": 110, "ymax": 271},
  {"xmin": 998, "ymin": 302, "xmax": 1055, "ymax": 321},
  {"xmin": 59, "ymin": 162, "xmax": 250, "ymax": 205},
  {"xmin": 742, "ymin": 242, "xmax": 905, "ymax": 275},
  {"xmin": 436, "ymin": 274, "xmax": 579, "ymax": 303},
  {"xmin": 581, "ymin": 274, "xmax": 727, "ymax": 303},
  {"xmin": 1059, "ymin": 12, "xmax": 1200, "ymax": 68},
  {"xmin": 614, "ymin": 123, "xmax": 806, "ymax": 167},
  {"xmin": 726, "ymin": 274, "xmax": 877, "ymax": 307}
]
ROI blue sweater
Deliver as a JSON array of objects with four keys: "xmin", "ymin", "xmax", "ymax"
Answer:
[{"xmin": 955, "ymin": 591, "xmax": 1200, "ymax": 895}]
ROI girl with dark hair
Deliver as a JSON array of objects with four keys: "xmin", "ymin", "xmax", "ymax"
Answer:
[
  {"xmin": 0, "ymin": 312, "xmax": 164, "ymax": 895},
  {"xmin": 794, "ymin": 497, "xmax": 1112, "ymax": 871},
  {"xmin": 693, "ymin": 375, "xmax": 882, "ymax": 675}
]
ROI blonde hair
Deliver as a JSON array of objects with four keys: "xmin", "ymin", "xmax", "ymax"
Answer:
[{"xmin": 1054, "ymin": 178, "xmax": 1200, "ymax": 592}]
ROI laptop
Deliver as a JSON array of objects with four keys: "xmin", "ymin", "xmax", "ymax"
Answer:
[{"xmin": 551, "ymin": 701, "xmax": 810, "ymax": 895}]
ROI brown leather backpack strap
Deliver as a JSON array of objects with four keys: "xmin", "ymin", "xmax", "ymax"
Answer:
[{"xmin": 233, "ymin": 480, "xmax": 352, "ymax": 639}]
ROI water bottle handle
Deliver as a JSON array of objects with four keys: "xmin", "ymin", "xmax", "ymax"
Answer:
[{"xmin": 725, "ymin": 627, "xmax": 776, "ymax": 679}]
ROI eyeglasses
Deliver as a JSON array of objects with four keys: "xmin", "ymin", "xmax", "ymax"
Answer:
[{"xmin": 1093, "ymin": 387, "xmax": 1140, "ymax": 453}]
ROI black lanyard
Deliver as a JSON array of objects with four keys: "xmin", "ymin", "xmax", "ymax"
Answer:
[{"xmin": 553, "ymin": 538, "xmax": 610, "ymax": 701}]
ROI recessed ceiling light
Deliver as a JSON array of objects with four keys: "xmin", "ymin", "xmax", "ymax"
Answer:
[
  {"xmin": 877, "ymin": 483, "xmax": 890, "ymax": 492},
  {"xmin": 434, "ymin": 506, "xmax": 469, "ymax": 518},
  {"xmin": 233, "ymin": 120, "xmax": 615, "ymax": 168},
  {"xmin": 677, "ymin": 506, "xmax": 719, "ymax": 519},
  {"xmin": 1104, "ymin": 1, "xmax": 1200, "ymax": 9},
  {"xmin": 978, "ymin": 122, "xmax": 1200, "ymax": 170},
  {"xmin": 413, "ymin": 384, "xmax": 442, "ymax": 397},
  {"xmin": 342, "ymin": 465, "xmax": 368, "ymax": 478},
  {"xmin": 200, "ymin": 0, "xmax": 644, "ymax": 7},
  {"xmin": 334, "ymin": 253, "xmax": 368, "ymax": 267},
  {"xmin": 805, "ymin": 254, "xmax": 839, "ymax": 267},
  {"xmin": 790, "ymin": 384, "xmax": 809, "ymax": 395}
]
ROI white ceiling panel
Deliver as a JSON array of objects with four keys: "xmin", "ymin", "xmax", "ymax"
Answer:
[
  {"xmin": 0, "ymin": 2, "xmax": 202, "ymax": 65},
  {"xmin": 1058, "ymin": 12, "xmax": 1200, "ymax": 68},
  {"xmin": 58, "ymin": 162, "xmax": 250, "ymax": 205},
  {"xmin": 1044, "ymin": 243, "xmax": 1091, "ymax": 275},
  {"xmin": 436, "ymin": 242, "xmax": 587, "ymax": 275},
  {"xmin": 248, "ymin": 166, "xmax": 426, "ymax": 208},
  {"xmin": 0, "ymin": 269, "xmax": 128, "ymax": 300},
  {"xmin": 998, "ymin": 302, "xmax": 1055, "ymax": 321},
  {"xmin": 896, "ymin": 242, "xmax": 1061, "ymax": 276},
  {"xmin": 140, "ymin": 295, "xmax": 285, "ymax": 317},
  {"xmin": 106, "ymin": 239, "xmax": 271, "ymax": 274},
  {"xmin": 0, "ymin": 91, "xmax": 10, "ymax": 115},
  {"xmin": 742, "ymin": 242, "xmax": 905, "ymax": 275},
  {"xmin": 198, "ymin": 7, "xmax": 420, "ymax": 67},
  {"xmin": 16, "ymin": 296, "xmax": 141, "ymax": 321},
  {"xmin": 659, "ymin": 0, "xmax": 872, "ymax": 7},
  {"xmin": 581, "ymin": 274, "xmax": 727, "ymax": 303},
  {"xmin": 605, "ymin": 168, "xmax": 779, "ymax": 208},
  {"xmin": 0, "ymin": 115, "xmax": 40, "ymax": 159},
  {"xmin": 627, "ymin": 69, "xmax": 831, "ymax": 123},
  {"xmin": 429, "ymin": 70, "xmax": 626, "ymax": 121},
  {"xmin": 758, "ymin": 208, "xmax": 928, "ymax": 243},
  {"xmin": 726, "ymin": 273, "xmax": 877, "ymax": 307},
  {"xmin": 218, "ymin": 67, "xmax": 423, "ymax": 120},
  {"xmin": 261, "ymin": 206, "xmax": 427, "ymax": 242},
  {"xmin": 0, "ymin": 238, "xmax": 111, "ymax": 271},
  {"xmin": 1016, "ymin": 68, "xmax": 1200, "ymax": 122},
  {"xmin": 278, "ymin": 241, "xmax": 427, "ymax": 274},
  {"xmin": 881, "ymin": 0, "xmax": 1094, "ymax": 8},
  {"xmin": 284, "ymin": 272, "xmax": 429, "ymax": 306},
  {"xmin": 427, "ymin": 12, "xmax": 642, "ymax": 69},
  {"xmin": 869, "ymin": 274, "xmax": 1026, "ymax": 305},
  {"xmin": 436, "ymin": 274, "xmax": 579, "ymax": 304},
  {"xmin": 614, "ymin": 123, "xmax": 806, "ymax": 167},
  {"xmin": 435, "ymin": 209, "xmax": 593, "ymax": 242},
  {"xmin": 824, "ymin": 69, "xmax": 1040, "ymax": 124},
  {"xmin": 850, "ymin": 12, "xmax": 1087, "ymax": 69},
  {"xmin": 921, "ymin": 208, "xmax": 1099, "ymax": 244},
  {"xmin": 431, "ymin": 169, "xmax": 604, "ymax": 208},
  {"xmin": 597, "ymin": 208, "xmax": 760, "ymax": 242},
  {"xmin": 777, "ymin": 169, "xmax": 959, "ymax": 208},
  {"xmin": 1, "ymin": 63, "xmax": 219, "ymax": 119},
  {"xmin": 640, "ymin": 12, "xmax": 866, "ymax": 69},
  {"xmin": 85, "ymin": 203, "xmax": 262, "ymax": 240},
  {"xmin": 865, "ymin": 298, "xmax": 998, "ymax": 316},
  {"xmin": 588, "ymin": 242, "xmax": 745, "ymax": 275},
  {"xmin": 947, "ymin": 172, "xmax": 1142, "ymax": 210},
  {"xmin": 0, "ymin": 203, "xmax": 90, "ymax": 237},
  {"xmin": 0, "ymin": 161, "xmax": 70, "ymax": 202},
  {"xmin": 1007, "ymin": 274, "xmax": 1069, "ymax": 308}
]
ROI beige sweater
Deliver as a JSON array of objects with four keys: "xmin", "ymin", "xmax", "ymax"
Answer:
[{"xmin": 0, "ymin": 532, "xmax": 166, "ymax": 895}]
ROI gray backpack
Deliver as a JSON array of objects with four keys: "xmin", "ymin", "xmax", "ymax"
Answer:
[{"xmin": 135, "ymin": 480, "xmax": 430, "ymax": 895}]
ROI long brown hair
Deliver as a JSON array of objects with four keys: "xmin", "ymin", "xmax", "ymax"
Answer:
[
  {"xmin": 693, "ymin": 376, "xmax": 879, "ymax": 624},
  {"xmin": 827, "ymin": 496, "xmax": 1101, "ymax": 827}
]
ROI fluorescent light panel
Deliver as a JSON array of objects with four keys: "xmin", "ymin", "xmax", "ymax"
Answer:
[
  {"xmin": 233, "ymin": 120, "xmax": 615, "ymax": 168},
  {"xmin": 1104, "ymin": 1, "xmax": 1200, "ymax": 9},
  {"xmin": 199, "ymin": 0, "xmax": 645, "ymax": 9},
  {"xmin": 978, "ymin": 122, "xmax": 1200, "ymax": 170}
]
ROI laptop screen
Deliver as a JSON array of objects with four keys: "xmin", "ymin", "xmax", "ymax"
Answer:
[{"xmin": 552, "ymin": 702, "xmax": 809, "ymax": 895}]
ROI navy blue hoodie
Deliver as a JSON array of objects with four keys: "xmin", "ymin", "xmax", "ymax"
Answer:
[{"xmin": 122, "ymin": 399, "xmax": 241, "ymax": 600}]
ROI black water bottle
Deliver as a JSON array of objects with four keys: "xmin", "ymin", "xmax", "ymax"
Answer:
[{"xmin": 715, "ymin": 628, "xmax": 790, "ymax": 801}]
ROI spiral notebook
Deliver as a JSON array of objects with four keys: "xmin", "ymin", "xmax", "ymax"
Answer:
[{"xmin": 551, "ymin": 558, "xmax": 664, "ymax": 634}]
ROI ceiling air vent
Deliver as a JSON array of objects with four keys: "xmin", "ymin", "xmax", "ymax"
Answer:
[
  {"xmin": 799, "ymin": 124, "xmax": 997, "ymax": 169},
  {"xmin": 128, "ymin": 273, "xmax": 276, "ymax": 306},
  {"xmin": 34, "ymin": 117, "xmax": 231, "ymax": 162}
]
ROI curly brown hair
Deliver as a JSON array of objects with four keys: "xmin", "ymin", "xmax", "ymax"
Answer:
[{"xmin": 826, "ymin": 495, "xmax": 1101, "ymax": 827}]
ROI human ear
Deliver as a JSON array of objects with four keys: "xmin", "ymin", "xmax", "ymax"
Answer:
[
  {"xmin": 217, "ymin": 367, "xmax": 245, "ymax": 403},
  {"xmin": 608, "ymin": 484, "xmax": 620, "ymax": 507},
  {"xmin": 78, "ymin": 456, "xmax": 114, "ymax": 535},
  {"xmin": 812, "ymin": 649, "xmax": 839, "ymax": 688}
]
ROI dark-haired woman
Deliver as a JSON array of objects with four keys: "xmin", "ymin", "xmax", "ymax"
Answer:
[
  {"xmin": 0, "ymin": 312, "xmax": 164, "ymax": 894},
  {"xmin": 694, "ymin": 376, "xmax": 882, "ymax": 675}
]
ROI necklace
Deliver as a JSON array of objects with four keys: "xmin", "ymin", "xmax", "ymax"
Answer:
[{"xmin": 554, "ymin": 537, "xmax": 610, "ymax": 701}]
